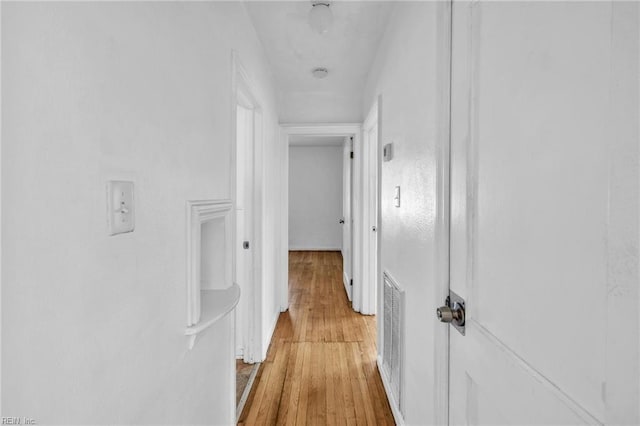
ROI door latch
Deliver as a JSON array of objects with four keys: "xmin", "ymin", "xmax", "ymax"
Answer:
[{"xmin": 437, "ymin": 290, "xmax": 466, "ymax": 335}]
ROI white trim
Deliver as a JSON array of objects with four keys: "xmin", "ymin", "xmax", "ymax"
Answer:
[
  {"xmin": 0, "ymin": 1, "xmax": 4, "ymax": 414},
  {"xmin": 262, "ymin": 310, "xmax": 280, "ymax": 360},
  {"xmin": 280, "ymin": 126, "xmax": 289, "ymax": 313},
  {"xmin": 433, "ymin": 2, "xmax": 452, "ymax": 425},
  {"xmin": 236, "ymin": 362, "xmax": 260, "ymax": 421},
  {"xmin": 378, "ymin": 356, "xmax": 405, "ymax": 426},
  {"xmin": 186, "ymin": 199, "xmax": 234, "ymax": 327},
  {"xmin": 280, "ymin": 123, "xmax": 362, "ymax": 133},
  {"xmin": 231, "ymin": 51, "xmax": 264, "ymax": 363},
  {"xmin": 288, "ymin": 247, "xmax": 341, "ymax": 251},
  {"xmin": 361, "ymin": 98, "xmax": 380, "ymax": 316},
  {"xmin": 343, "ymin": 271, "xmax": 352, "ymax": 301},
  {"xmin": 341, "ymin": 135, "xmax": 354, "ymax": 304},
  {"xmin": 352, "ymin": 129, "xmax": 363, "ymax": 313},
  {"xmin": 279, "ymin": 124, "xmax": 362, "ymax": 314}
]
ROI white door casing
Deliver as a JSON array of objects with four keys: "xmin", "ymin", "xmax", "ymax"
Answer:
[
  {"xmin": 235, "ymin": 104, "xmax": 249, "ymax": 359},
  {"xmin": 232, "ymin": 52, "xmax": 263, "ymax": 363},
  {"xmin": 342, "ymin": 136, "xmax": 354, "ymax": 301},
  {"xmin": 279, "ymin": 124, "xmax": 361, "ymax": 312},
  {"xmin": 361, "ymin": 99, "xmax": 380, "ymax": 316},
  {"xmin": 235, "ymin": 104, "xmax": 259, "ymax": 362},
  {"xmin": 448, "ymin": 2, "xmax": 639, "ymax": 425}
]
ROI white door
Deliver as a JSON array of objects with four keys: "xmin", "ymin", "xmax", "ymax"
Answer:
[
  {"xmin": 448, "ymin": 2, "xmax": 639, "ymax": 425},
  {"xmin": 342, "ymin": 136, "xmax": 354, "ymax": 301}
]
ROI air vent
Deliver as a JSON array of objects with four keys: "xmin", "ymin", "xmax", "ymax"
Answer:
[{"xmin": 382, "ymin": 271, "xmax": 404, "ymax": 417}]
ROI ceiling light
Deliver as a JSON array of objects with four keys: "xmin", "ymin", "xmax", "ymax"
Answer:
[
  {"xmin": 312, "ymin": 68, "xmax": 329, "ymax": 79},
  {"xmin": 308, "ymin": 3, "xmax": 333, "ymax": 35}
]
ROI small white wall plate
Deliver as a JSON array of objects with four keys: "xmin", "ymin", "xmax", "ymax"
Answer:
[{"xmin": 107, "ymin": 181, "xmax": 135, "ymax": 235}]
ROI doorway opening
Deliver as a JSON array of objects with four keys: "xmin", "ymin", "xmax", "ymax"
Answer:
[
  {"xmin": 279, "ymin": 124, "xmax": 372, "ymax": 314},
  {"xmin": 279, "ymin": 122, "xmax": 381, "ymax": 315}
]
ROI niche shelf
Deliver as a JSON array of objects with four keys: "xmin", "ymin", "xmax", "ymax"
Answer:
[{"xmin": 184, "ymin": 199, "xmax": 239, "ymax": 349}]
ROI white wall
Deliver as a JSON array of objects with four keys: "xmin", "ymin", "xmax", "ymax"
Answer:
[
  {"xmin": 2, "ymin": 2, "xmax": 281, "ymax": 424},
  {"xmin": 362, "ymin": 2, "xmax": 449, "ymax": 424},
  {"xmin": 280, "ymin": 92, "xmax": 362, "ymax": 124},
  {"xmin": 289, "ymin": 145, "xmax": 343, "ymax": 251}
]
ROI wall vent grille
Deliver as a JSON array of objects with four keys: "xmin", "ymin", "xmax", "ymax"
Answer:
[{"xmin": 382, "ymin": 271, "xmax": 404, "ymax": 416}]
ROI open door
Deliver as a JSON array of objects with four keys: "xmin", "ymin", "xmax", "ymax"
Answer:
[{"xmin": 446, "ymin": 2, "xmax": 639, "ymax": 424}]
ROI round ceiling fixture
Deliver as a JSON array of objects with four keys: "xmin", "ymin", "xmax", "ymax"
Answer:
[
  {"xmin": 312, "ymin": 67, "xmax": 329, "ymax": 79},
  {"xmin": 308, "ymin": 3, "xmax": 333, "ymax": 35}
]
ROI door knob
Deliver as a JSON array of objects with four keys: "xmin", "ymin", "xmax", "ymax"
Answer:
[
  {"xmin": 437, "ymin": 303, "xmax": 465, "ymax": 326},
  {"xmin": 339, "ymin": 219, "xmax": 345, "ymax": 224},
  {"xmin": 437, "ymin": 291, "xmax": 466, "ymax": 335}
]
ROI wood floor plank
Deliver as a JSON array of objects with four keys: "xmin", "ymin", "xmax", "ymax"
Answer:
[
  {"xmin": 238, "ymin": 251, "xmax": 394, "ymax": 425},
  {"xmin": 263, "ymin": 341, "xmax": 290, "ymax": 424},
  {"xmin": 278, "ymin": 342, "xmax": 304, "ymax": 426},
  {"xmin": 325, "ymin": 343, "xmax": 338, "ymax": 425},
  {"xmin": 296, "ymin": 342, "xmax": 312, "ymax": 425},
  {"xmin": 337, "ymin": 343, "xmax": 357, "ymax": 424}
]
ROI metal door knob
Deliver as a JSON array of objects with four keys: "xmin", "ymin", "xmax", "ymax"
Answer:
[
  {"xmin": 339, "ymin": 219, "xmax": 345, "ymax": 224},
  {"xmin": 437, "ymin": 303, "xmax": 465, "ymax": 326}
]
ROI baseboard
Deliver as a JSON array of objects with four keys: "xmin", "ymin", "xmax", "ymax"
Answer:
[
  {"xmin": 343, "ymin": 271, "xmax": 352, "ymax": 301},
  {"xmin": 236, "ymin": 362, "xmax": 260, "ymax": 421},
  {"xmin": 377, "ymin": 355, "xmax": 405, "ymax": 426},
  {"xmin": 288, "ymin": 247, "xmax": 341, "ymax": 251}
]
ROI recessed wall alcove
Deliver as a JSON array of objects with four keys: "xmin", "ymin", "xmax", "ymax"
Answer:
[{"xmin": 184, "ymin": 199, "xmax": 240, "ymax": 349}]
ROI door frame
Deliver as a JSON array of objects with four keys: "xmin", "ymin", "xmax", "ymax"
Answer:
[
  {"xmin": 231, "ymin": 51, "xmax": 263, "ymax": 363},
  {"xmin": 434, "ymin": 2, "xmax": 452, "ymax": 425},
  {"xmin": 279, "ymin": 124, "xmax": 362, "ymax": 312}
]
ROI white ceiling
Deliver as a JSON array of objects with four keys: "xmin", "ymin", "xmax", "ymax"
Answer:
[{"xmin": 244, "ymin": 1, "xmax": 394, "ymax": 123}]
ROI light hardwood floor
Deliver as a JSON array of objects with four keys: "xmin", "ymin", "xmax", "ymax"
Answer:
[{"xmin": 238, "ymin": 251, "xmax": 395, "ymax": 425}]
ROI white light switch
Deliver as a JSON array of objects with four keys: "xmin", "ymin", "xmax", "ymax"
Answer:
[
  {"xmin": 107, "ymin": 181, "xmax": 135, "ymax": 235},
  {"xmin": 394, "ymin": 186, "xmax": 401, "ymax": 207}
]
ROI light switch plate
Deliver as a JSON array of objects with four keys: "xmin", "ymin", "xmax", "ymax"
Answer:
[
  {"xmin": 394, "ymin": 186, "xmax": 401, "ymax": 207},
  {"xmin": 107, "ymin": 181, "xmax": 135, "ymax": 235}
]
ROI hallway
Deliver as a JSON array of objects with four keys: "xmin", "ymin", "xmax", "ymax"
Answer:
[
  {"xmin": 238, "ymin": 251, "xmax": 394, "ymax": 425},
  {"xmin": 2, "ymin": 2, "xmax": 639, "ymax": 424}
]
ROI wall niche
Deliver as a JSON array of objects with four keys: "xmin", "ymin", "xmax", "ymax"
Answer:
[{"xmin": 185, "ymin": 199, "xmax": 239, "ymax": 349}]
